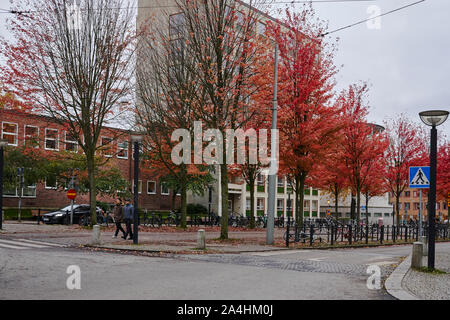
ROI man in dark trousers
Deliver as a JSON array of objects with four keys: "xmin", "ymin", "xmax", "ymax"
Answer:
[
  {"xmin": 123, "ymin": 199, "xmax": 134, "ymax": 240},
  {"xmin": 112, "ymin": 198, "xmax": 126, "ymax": 239}
]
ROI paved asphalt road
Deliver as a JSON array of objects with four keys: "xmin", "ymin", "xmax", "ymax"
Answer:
[{"xmin": 1, "ymin": 238, "xmax": 449, "ymax": 300}]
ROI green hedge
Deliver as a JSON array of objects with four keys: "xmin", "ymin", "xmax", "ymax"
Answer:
[{"xmin": 4, "ymin": 209, "xmax": 33, "ymax": 220}]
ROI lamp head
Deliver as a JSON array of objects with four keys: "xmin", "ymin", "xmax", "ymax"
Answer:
[{"xmin": 419, "ymin": 110, "xmax": 449, "ymax": 127}]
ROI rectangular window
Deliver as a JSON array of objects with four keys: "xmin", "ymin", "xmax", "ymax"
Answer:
[
  {"xmin": 246, "ymin": 198, "xmax": 251, "ymax": 211},
  {"xmin": 45, "ymin": 129, "xmax": 58, "ymax": 150},
  {"xmin": 45, "ymin": 176, "xmax": 57, "ymax": 189},
  {"xmin": 257, "ymin": 198, "xmax": 265, "ymax": 211},
  {"xmin": 405, "ymin": 191, "xmax": 411, "ymax": 197},
  {"xmin": 414, "ymin": 203, "xmax": 420, "ymax": 210},
  {"xmin": 257, "ymin": 174, "xmax": 264, "ymax": 186},
  {"xmin": 277, "ymin": 199, "xmax": 284, "ymax": 211},
  {"xmin": 304, "ymin": 200, "xmax": 310, "ymax": 209},
  {"xmin": 161, "ymin": 182, "xmax": 170, "ymax": 196},
  {"xmin": 375, "ymin": 213, "xmax": 382, "ymax": 217},
  {"xmin": 65, "ymin": 132, "xmax": 78, "ymax": 152},
  {"xmin": 169, "ymin": 13, "xmax": 185, "ymax": 39},
  {"xmin": 277, "ymin": 176, "xmax": 284, "ymax": 187},
  {"xmin": 2, "ymin": 122, "xmax": 18, "ymax": 146},
  {"xmin": 147, "ymin": 181, "xmax": 156, "ymax": 195},
  {"xmin": 22, "ymin": 183, "xmax": 37, "ymax": 197},
  {"xmin": 257, "ymin": 21, "xmax": 266, "ymax": 36},
  {"xmin": 24, "ymin": 125, "xmax": 39, "ymax": 148},
  {"xmin": 312, "ymin": 200, "xmax": 318, "ymax": 211},
  {"xmin": 117, "ymin": 141, "xmax": 129, "ymax": 159},
  {"xmin": 101, "ymin": 137, "xmax": 113, "ymax": 157}
]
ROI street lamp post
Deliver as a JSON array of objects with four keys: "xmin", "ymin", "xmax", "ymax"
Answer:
[
  {"xmin": 419, "ymin": 110, "xmax": 449, "ymax": 269},
  {"xmin": 131, "ymin": 134, "xmax": 143, "ymax": 245},
  {"xmin": 0, "ymin": 139, "xmax": 8, "ymax": 230}
]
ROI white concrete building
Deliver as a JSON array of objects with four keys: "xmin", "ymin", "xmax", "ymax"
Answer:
[
  {"xmin": 319, "ymin": 193, "xmax": 395, "ymax": 224},
  {"xmin": 188, "ymin": 171, "xmax": 321, "ymax": 219}
]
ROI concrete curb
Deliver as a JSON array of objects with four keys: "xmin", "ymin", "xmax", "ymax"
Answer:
[{"xmin": 385, "ymin": 255, "xmax": 420, "ymax": 300}]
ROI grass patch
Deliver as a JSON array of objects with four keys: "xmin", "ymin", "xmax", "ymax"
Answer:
[{"xmin": 415, "ymin": 267, "xmax": 447, "ymax": 275}]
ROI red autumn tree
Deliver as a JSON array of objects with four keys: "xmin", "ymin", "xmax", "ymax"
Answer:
[
  {"xmin": 384, "ymin": 115, "xmax": 426, "ymax": 225},
  {"xmin": 336, "ymin": 83, "xmax": 389, "ymax": 224},
  {"xmin": 265, "ymin": 5, "xmax": 340, "ymax": 227},
  {"xmin": 437, "ymin": 141, "xmax": 450, "ymax": 205}
]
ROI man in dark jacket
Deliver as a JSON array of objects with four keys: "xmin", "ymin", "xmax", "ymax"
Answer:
[
  {"xmin": 123, "ymin": 199, "xmax": 134, "ymax": 240},
  {"xmin": 112, "ymin": 198, "xmax": 126, "ymax": 239}
]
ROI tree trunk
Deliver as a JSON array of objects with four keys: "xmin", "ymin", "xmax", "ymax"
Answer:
[
  {"xmin": 350, "ymin": 192, "xmax": 356, "ymax": 221},
  {"xmin": 396, "ymin": 194, "xmax": 400, "ymax": 227},
  {"xmin": 87, "ymin": 154, "xmax": 97, "ymax": 226},
  {"xmin": 297, "ymin": 174, "xmax": 306, "ymax": 228},
  {"xmin": 220, "ymin": 163, "xmax": 229, "ymax": 239},
  {"xmin": 356, "ymin": 187, "xmax": 361, "ymax": 225}
]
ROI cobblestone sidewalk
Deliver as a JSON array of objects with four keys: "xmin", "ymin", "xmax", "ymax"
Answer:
[{"xmin": 403, "ymin": 253, "xmax": 450, "ymax": 300}]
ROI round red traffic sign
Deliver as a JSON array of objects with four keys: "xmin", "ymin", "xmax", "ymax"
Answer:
[{"xmin": 67, "ymin": 189, "xmax": 77, "ymax": 200}]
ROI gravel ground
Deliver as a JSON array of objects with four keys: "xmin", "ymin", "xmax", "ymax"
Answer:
[{"xmin": 403, "ymin": 253, "xmax": 450, "ymax": 300}]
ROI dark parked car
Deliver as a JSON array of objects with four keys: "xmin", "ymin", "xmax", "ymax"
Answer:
[{"xmin": 42, "ymin": 205, "xmax": 102, "ymax": 225}]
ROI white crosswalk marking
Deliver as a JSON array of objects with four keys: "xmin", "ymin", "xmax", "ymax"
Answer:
[
  {"xmin": 17, "ymin": 239, "xmax": 66, "ymax": 247},
  {"xmin": 0, "ymin": 238, "xmax": 67, "ymax": 250}
]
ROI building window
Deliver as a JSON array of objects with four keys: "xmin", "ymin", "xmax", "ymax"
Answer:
[
  {"xmin": 2, "ymin": 122, "xmax": 18, "ymax": 146},
  {"xmin": 65, "ymin": 132, "xmax": 78, "ymax": 152},
  {"xmin": 312, "ymin": 200, "xmax": 318, "ymax": 211},
  {"xmin": 45, "ymin": 176, "xmax": 57, "ymax": 189},
  {"xmin": 22, "ymin": 183, "xmax": 37, "ymax": 197},
  {"xmin": 277, "ymin": 199, "xmax": 284, "ymax": 211},
  {"xmin": 169, "ymin": 13, "xmax": 185, "ymax": 39},
  {"xmin": 117, "ymin": 141, "xmax": 129, "ymax": 159},
  {"xmin": 304, "ymin": 200, "xmax": 310, "ymax": 210},
  {"xmin": 246, "ymin": 198, "xmax": 251, "ymax": 211},
  {"xmin": 257, "ymin": 198, "xmax": 265, "ymax": 211},
  {"xmin": 374, "ymin": 213, "xmax": 382, "ymax": 217},
  {"xmin": 257, "ymin": 21, "xmax": 266, "ymax": 36},
  {"xmin": 45, "ymin": 129, "xmax": 58, "ymax": 150},
  {"xmin": 101, "ymin": 137, "xmax": 113, "ymax": 157},
  {"xmin": 161, "ymin": 182, "xmax": 170, "ymax": 196},
  {"xmin": 414, "ymin": 203, "xmax": 420, "ymax": 210},
  {"xmin": 277, "ymin": 176, "xmax": 284, "ymax": 187},
  {"xmin": 257, "ymin": 174, "xmax": 265, "ymax": 186},
  {"xmin": 24, "ymin": 125, "xmax": 39, "ymax": 148},
  {"xmin": 404, "ymin": 203, "xmax": 411, "ymax": 210},
  {"xmin": 147, "ymin": 181, "xmax": 156, "ymax": 194},
  {"xmin": 405, "ymin": 191, "xmax": 411, "ymax": 197}
]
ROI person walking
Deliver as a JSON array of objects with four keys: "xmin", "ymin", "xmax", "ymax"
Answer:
[
  {"xmin": 112, "ymin": 198, "xmax": 126, "ymax": 239},
  {"xmin": 123, "ymin": 199, "xmax": 134, "ymax": 240}
]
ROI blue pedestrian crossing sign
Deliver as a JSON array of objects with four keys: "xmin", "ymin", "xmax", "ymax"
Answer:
[{"xmin": 409, "ymin": 167, "xmax": 430, "ymax": 189}]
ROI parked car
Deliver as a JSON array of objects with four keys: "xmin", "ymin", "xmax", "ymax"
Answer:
[{"xmin": 42, "ymin": 205, "xmax": 102, "ymax": 225}]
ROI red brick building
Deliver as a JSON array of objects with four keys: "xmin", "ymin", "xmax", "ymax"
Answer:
[
  {"xmin": 1, "ymin": 109, "xmax": 180, "ymax": 212},
  {"xmin": 389, "ymin": 187, "xmax": 448, "ymax": 222}
]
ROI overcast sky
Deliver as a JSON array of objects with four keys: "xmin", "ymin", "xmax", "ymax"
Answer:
[{"xmin": 0, "ymin": 0, "xmax": 449, "ymax": 137}]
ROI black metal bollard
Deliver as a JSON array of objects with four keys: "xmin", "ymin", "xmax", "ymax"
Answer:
[
  {"xmin": 349, "ymin": 225, "xmax": 353, "ymax": 245},
  {"xmin": 405, "ymin": 226, "xmax": 408, "ymax": 242},
  {"xmin": 393, "ymin": 225, "xmax": 396, "ymax": 242},
  {"xmin": 286, "ymin": 216, "xmax": 290, "ymax": 248},
  {"xmin": 309, "ymin": 224, "xmax": 314, "ymax": 246},
  {"xmin": 37, "ymin": 208, "xmax": 41, "ymax": 225},
  {"xmin": 330, "ymin": 225, "xmax": 334, "ymax": 246},
  {"xmin": 380, "ymin": 226, "xmax": 384, "ymax": 244},
  {"xmin": 295, "ymin": 224, "xmax": 299, "ymax": 243},
  {"xmin": 366, "ymin": 224, "xmax": 369, "ymax": 244}
]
